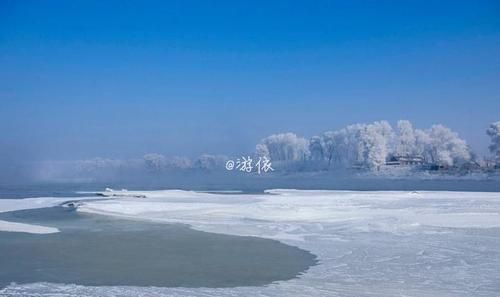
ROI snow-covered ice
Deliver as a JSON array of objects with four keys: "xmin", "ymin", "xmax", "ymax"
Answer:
[
  {"xmin": 0, "ymin": 197, "xmax": 71, "ymax": 233},
  {"xmin": 2, "ymin": 189, "xmax": 500, "ymax": 296},
  {"xmin": 0, "ymin": 220, "xmax": 58, "ymax": 234},
  {"xmin": 0, "ymin": 197, "xmax": 96, "ymax": 234}
]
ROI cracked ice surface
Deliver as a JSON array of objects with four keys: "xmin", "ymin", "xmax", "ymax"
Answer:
[{"xmin": 2, "ymin": 190, "xmax": 500, "ymax": 297}]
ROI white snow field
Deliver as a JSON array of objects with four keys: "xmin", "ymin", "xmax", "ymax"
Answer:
[{"xmin": 2, "ymin": 189, "xmax": 500, "ymax": 297}]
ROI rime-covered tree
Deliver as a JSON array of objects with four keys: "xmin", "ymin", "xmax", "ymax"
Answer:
[
  {"xmin": 487, "ymin": 121, "xmax": 500, "ymax": 164},
  {"xmin": 168, "ymin": 156, "xmax": 192, "ymax": 169},
  {"xmin": 321, "ymin": 130, "xmax": 343, "ymax": 167},
  {"xmin": 194, "ymin": 154, "xmax": 228, "ymax": 170},
  {"xmin": 257, "ymin": 120, "xmax": 473, "ymax": 171},
  {"xmin": 358, "ymin": 121, "xmax": 393, "ymax": 170},
  {"xmin": 425, "ymin": 125, "xmax": 471, "ymax": 166},
  {"xmin": 255, "ymin": 143, "xmax": 270, "ymax": 158},
  {"xmin": 414, "ymin": 129, "xmax": 431, "ymax": 161},
  {"xmin": 320, "ymin": 122, "xmax": 390, "ymax": 169},
  {"xmin": 143, "ymin": 153, "xmax": 167, "ymax": 172},
  {"xmin": 309, "ymin": 136, "xmax": 324, "ymax": 161},
  {"xmin": 395, "ymin": 120, "xmax": 416, "ymax": 157},
  {"xmin": 258, "ymin": 133, "xmax": 309, "ymax": 161},
  {"xmin": 340, "ymin": 123, "xmax": 367, "ymax": 167}
]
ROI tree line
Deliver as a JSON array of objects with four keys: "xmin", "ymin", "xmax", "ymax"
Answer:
[{"xmin": 256, "ymin": 120, "xmax": 500, "ymax": 171}]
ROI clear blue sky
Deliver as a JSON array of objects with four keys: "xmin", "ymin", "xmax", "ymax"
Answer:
[{"xmin": 1, "ymin": 0, "xmax": 499, "ymax": 162}]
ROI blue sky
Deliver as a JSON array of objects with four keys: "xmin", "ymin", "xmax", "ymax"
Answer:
[{"xmin": 1, "ymin": 0, "xmax": 499, "ymax": 162}]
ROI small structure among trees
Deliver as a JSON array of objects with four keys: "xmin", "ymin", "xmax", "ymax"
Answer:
[{"xmin": 386, "ymin": 155, "xmax": 424, "ymax": 166}]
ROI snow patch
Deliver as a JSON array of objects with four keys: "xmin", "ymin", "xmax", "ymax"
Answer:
[
  {"xmin": 0, "ymin": 220, "xmax": 59, "ymax": 234},
  {"xmin": 0, "ymin": 197, "xmax": 95, "ymax": 234}
]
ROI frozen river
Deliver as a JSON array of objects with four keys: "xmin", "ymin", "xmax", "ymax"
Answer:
[{"xmin": 1, "ymin": 189, "xmax": 500, "ymax": 296}]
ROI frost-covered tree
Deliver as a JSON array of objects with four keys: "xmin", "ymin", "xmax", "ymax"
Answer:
[
  {"xmin": 258, "ymin": 133, "xmax": 309, "ymax": 161},
  {"xmin": 168, "ymin": 156, "xmax": 193, "ymax": 169},
  {"xmin": 194, "ymin": 154, "xmax": 228, "ymax": 170},
  {"xmin": 425, "ymin": 125, "xmax": 471, "ymax": 166},
  {"xmin": 143, "ymin": 153, "xmax": 167, "ymax": 172},
  {"xmin": 414, "ymin": 129, "xmax": 431, "ymax": 160},
  {"xmin": 338, "ymin": 123, "xmax": 366, "ymax": 167},
  {"xmin": 309, "ymin": 136, "xmax": 324, "ymax": 161},
  {"xmin": 320, "ymin": 122, "xmax": 389, "ymax": 169},
  {"xmin": 487, "ymin": 121, "xmax": 500, "ymax": 163},
  {"xmin": 255, "ymin": 143, "xmax": 270, "ymax": 158},
  {"xmin": 321, "ymin": 132, "xmax": 334, "ymax": 164},
  {"xmin": 395, "ymin": 120, "xmax": 416, "ymax": 157},
  {"xmin": 358, "ymin": 121, "xmax": 393, "ymax": 170},
  {"xmin": 321, "ymin": 130, "xmax": 343, "ymax": 167}
]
